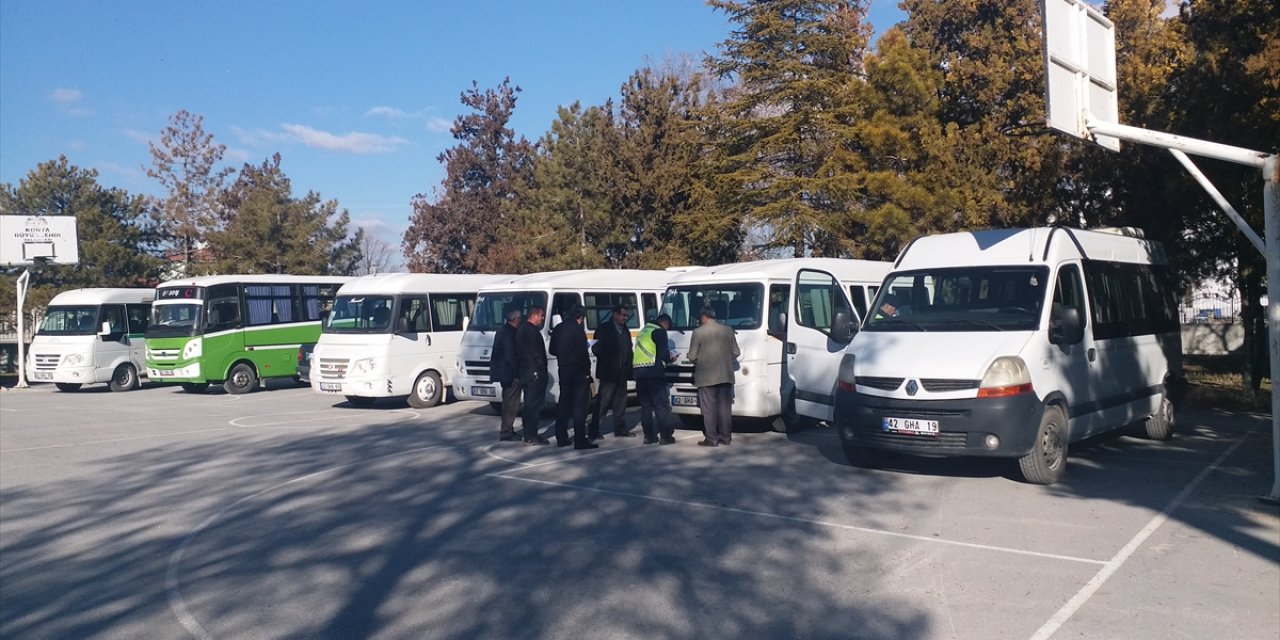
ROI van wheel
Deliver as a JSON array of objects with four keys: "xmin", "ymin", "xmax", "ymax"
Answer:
[
  {"xmin": 223, "ymin": 363, "xmax": 258, "ymax": 395},
  {"xmin": 842, "ymin": 442, "xmax": 882, "ymax": 468},
  {"xmin": 774, "ymin": 391, "xmax": 816, "ymax": 433},
  {"xmin": 180, "ymin": 382, "xmax": 209, "ymax": 394},
  {"xmin": 55, "ymin": 382, "xmax": 82, "ymax": 392},
  {"xmin": 408, "ymin": 371, "xmax": 443, "ymax": 408},
  {"xmin": 346, "ymin": 396, "xmax": 375, "ymax": 407},
  {"xmin": 1141, "ymin": 393, "xmax": 1175, "ymax": 440},
  {"xmin": 109, "ymin": 364, "xmax": 139, "ymax": 392},
  {"xmin": 1019, "ymin": 406, "xmax": 1068, "ymax": 485}
]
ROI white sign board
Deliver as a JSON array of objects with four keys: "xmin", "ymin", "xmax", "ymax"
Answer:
[
  {"xmin": 0, "ymin": 215, "xmax": 80, "ymax": 266},
  {"xmin": 1042, "ymin": 0, "xmax": 1120, "ymax": 151}
]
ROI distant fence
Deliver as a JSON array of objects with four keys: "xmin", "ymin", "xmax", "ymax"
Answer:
[{"xmin": 1180, "ymin": 294, "xmax": 1240, "ymax": 324}]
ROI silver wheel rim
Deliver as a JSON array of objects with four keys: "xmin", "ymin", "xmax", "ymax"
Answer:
[
  {"xmin": 417, "ymin": 376, "xmax": 437, "ymax": 402},
  {"xmin": 232, "ymin": 368, "xmax": 252, "ymax": 389},
  {"xmin": 1041, "ymin": 421, "xmax": 1063, "ymax": 468},
  {"xmin": 116, "ymin": 367, "xmax": 133, "ymax": 387}
]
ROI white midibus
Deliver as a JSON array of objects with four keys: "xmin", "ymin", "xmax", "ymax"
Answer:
[
  {"xmin": 312, "ymin": 273, "xmax": 508, "ymax": 407},
  {"xmin": 833, "ymin": 227, "xmax": 1182, "ymax": 484},
  {"xmin": 25, "ymin": 288, "xmax": 154, "ymax": 392},
  {"xmin": 453, "ymin": 269, "xmax": 676, "ymax": 407},
  {"xmin": 661, "ymin": 258, "xmax": 892, "ymax": 430}
]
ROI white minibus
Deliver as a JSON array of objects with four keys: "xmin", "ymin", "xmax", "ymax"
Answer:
[
  {"xmin": 453, "ymin": 269, "xmax": 676, "ymax": 407},
  {"xmin": 661, "ymin": 258, "xmax": 892, "ymax": 430},
  {"xmin": 26, "ymin": 288, "xmax": 154, "ymax": 392},
  {"xmin": 834, "ymin": 227, "xmax": 1181, "ymax": 484},
  {"xmin": 312, "ymin": 273, "xmax": 508, "ymax": 407}
]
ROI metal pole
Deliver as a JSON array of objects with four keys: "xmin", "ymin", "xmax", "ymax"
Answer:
[
  {"xmin": 15, "ymin": 269, "xmax": 30, "ymax": 389},
  {"xmin": 1170, "ymin": 150, "xmax": 1267, "ymax": 255},
  {"xmin": 1263, "ymin": 154, "xmax": 1279, "ymax": 503},
  {"xmin": 1088, "ymin": 118, "xmax": 1268, "ymax": 168}
]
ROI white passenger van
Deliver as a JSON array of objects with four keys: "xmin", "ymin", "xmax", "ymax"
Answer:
[
  {"xmin": 25, "ymin": 288, "xmax": 154, "ymax": 392},
  {"xmin": 453, "ymin": 269, "xmax": 675, "ymax": 407},
  {"xmin": 834, "ymin": 227, "xmax": 1181, "ymax": 484},
  {"xmin": 312, "ymin": 273, "xmax": 508, "ymax": 407},
  {"xmin": 661, "ymin": 258, "xmax": 892, "ymax": 430}
]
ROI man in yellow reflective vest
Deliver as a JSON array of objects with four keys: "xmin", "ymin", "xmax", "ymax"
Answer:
[{"xmin": 632, "ymin": 313, "xmax": 676, "ymax": 445}]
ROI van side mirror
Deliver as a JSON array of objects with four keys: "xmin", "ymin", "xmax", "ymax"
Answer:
[
  {"xmin": 550, "ymin": 314, "xmax": 562, "ymax": 329},
  {"xmin": 99, "ymin": 322, "xmax": 112, "ymax": 336},
  {"xmin": 1051, "ymin": 307, "xmax": 1084, "ymax": 345},
  {"xmin": 832, "ymin": 311, "xmax": 855, "ymax": 343}
]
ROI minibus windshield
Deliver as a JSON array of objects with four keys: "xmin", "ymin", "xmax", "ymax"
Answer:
[
  {"xmin": 38, "ymin": 306, "xmax": 100, "ymax": 336},
  {"xmin": 325, "ymin": 295, "xmax": 395, "ymax": 334},
  {"xmin": 147, "ymin": 303, "xmax": 202, "ymax": 338},
  {"xmin": 865, "ymin": 266, "xmax": 1049, "ymax": 332},
  {"xmin": 470, "ymin": 291, "xmax": 549, "ymax": 332},
  {"xmin": 663, "ymin": 283, "xmax": 764, "ymax": 331}
]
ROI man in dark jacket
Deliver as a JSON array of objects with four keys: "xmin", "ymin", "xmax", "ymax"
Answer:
[
  {"xmin": 590, "ymin": 304, "xmax": 634, "ymax": 439},
  {"xmin": 632, "ymin": 313, "xmax": 675, "ymax": 445},
  {"xmin": 549, "ymin": 304, "xmax": 597, "ymax": 449},
  {"xmin": 516, "ymin": 306, "xmax": 550, "ymax": 445},
  {"xmin": 490, "ymin": 307, "xmax": 523, "ymax": 441}
]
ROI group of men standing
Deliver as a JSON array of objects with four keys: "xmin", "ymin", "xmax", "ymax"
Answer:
[{"xmin": 489, "ymin": 302, "xmax": 740, "ymax": 449}]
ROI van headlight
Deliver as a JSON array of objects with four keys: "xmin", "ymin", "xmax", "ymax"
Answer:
[
  {"xmin": 353, "ymin": 357, "xmax": 379, "ymax": 374},
  {"xmin": 183, "ymin": 338, "xmax": 202, "ymax": 359},
  {"xmin": 64, "ymin": 353, "xmax": 85, "ymax": 366},
  {"xmin": 977, "ymin": 356, "xmax": 1033, "ymax": 398}
]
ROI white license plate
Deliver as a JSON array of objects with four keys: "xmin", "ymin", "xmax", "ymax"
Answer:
[
  {"xmin": 671, "ymin": 395, "xmax": 698, "ymax": 407},
  {"xmin": 319, "ymin": 382, "xmax": 342, "ymax": 393},
  {"xmin": 31, "ymin": 371, "xmax": 52, "ymax": 381},
  {"xmin": 155, "ymin": 369, "xmax": 176, "ymax": 377},
  {"xmin": 472, "ymin": 386, "xmax": 496, "ymax": 398},
  {"xmin": 882, "ymin": 416, "xmax": 939, "ymax": 435}
]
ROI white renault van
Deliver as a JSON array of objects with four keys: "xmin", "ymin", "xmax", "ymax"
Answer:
[
  {"xmin": 833, "ymin": 227, "xmax": 1181, "ymax": 484},
  {"xmin": 25, "ymin": 288, "xmax": 155, "ymax": 392}
]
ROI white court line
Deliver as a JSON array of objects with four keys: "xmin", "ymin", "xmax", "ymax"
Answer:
[
  {"xmin": 228, "ymin": 409, "xmax": 419, "ymax": 429},
  {"xmin": 488, "ymin": 472, "xmax": 1106, "ymax": 566},
  {"xmin": 0, "ymin": 428, "xmax": 231, "ymax": 453},
  {"xmin": 1027, "ymin": 427, "xmax": 1258, "ymax": 640},
  {"xmin": 166, "ymin": 444, "xmax": 448, "ymax": 640}
]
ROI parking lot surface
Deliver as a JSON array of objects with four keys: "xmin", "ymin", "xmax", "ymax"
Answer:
[{"xmin": 1, "ymin": 382, "xmax": 1277, "ymax": 639}]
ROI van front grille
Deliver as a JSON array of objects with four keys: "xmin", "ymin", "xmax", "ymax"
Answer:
[
  {"xmin": 857, "ymin": 376, "xmax": 902, "ymax": 391},
  {"xmin": 920, "ymin": 378, "xmax": 979, "ymax": 392}
]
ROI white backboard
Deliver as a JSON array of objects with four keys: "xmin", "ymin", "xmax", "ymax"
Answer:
[
  {"xmin": 1042, "ymin": 0, "xmax": 1120, "ymax": 151},
  {"xmin": 0, "ymin": 215, "xmax": 80, "ymax": 266}
]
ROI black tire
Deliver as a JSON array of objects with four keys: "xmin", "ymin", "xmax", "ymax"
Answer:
[
  {"xmin": 346, "ymin": 395, "xmax": 376, "ymax": 407},
  {"xmin": 1019, "ymin": 405, "xmax": 1068, "ymax": 485},
  {"xmin": 407, "ymin": 370, "xmax": 443, "ymax": 408},
  {"xmin": 1141, "ymin": 393, "xmax": 1175, "ymax": 440},
  {"xmin": 108, "ymin": 364, "xmax": 139, "ymax": 392},
  {"xmin": 222, "ymin": 362, "xmax": 258, "ymax": 395},
  {"xmin": 54, "ymin": 382, "xmax": 82, "ymax": 392},
  {"xmin": 773, "ymin": 391, "xmax": 816, "ymax": 433},
  {"xmin": 180, "ymin": 382, "xmax": 210, "ymax": 394}
]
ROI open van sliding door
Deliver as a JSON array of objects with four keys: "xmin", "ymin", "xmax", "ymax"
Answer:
[{"xmin": 787, "ymin": 269, "xmax": 857, "ymax": 422}]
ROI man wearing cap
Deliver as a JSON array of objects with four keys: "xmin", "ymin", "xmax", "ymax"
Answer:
[{"xmin": 549, "ymin": 303, "xmax": 597, "ymax": 449}]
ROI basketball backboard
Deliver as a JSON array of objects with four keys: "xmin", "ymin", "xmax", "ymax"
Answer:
[
  {"xmin": 1042, "ymin": 0, "xmax": 1120, "ymax": 151},
  {"xmin": 0, "ymin": 214, "xmax": 80, "ymax": 266}
]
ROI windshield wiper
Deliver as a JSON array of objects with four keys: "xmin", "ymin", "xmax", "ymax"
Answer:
[{"xmin": 874, "ymin": 317, "xmax": 927, "ymax": 331}]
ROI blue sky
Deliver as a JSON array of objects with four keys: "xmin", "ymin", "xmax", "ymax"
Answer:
[{"xmin": 0, "ymin": 1, "xmax": 906, "ymax": 254}]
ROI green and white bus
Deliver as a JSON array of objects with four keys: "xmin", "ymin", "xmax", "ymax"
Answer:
[{"xmin": 145, "ymin": 275, "xmax": 350, "ymax": 394}]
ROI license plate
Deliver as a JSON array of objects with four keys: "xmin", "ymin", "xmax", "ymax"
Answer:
[
  {"xmin": 671, "ymin": 395, "xmax": 698, "ymax": 407},
  {"xmin": 319, "ymin": 382, "xmax": 342, "ymax": 392},
  {"xmin": 155, "ymin": 369, "xmax": 176, "ymax": 377},
  {"xmin": 31, "ymin": 371, "xmax": 52, "ymax": 381},
  {"xmin": 472, "ymin": 386, "xmax": 497, "ymax": 398},
  {"xmin": 882, "ymin": 416, "xmax": 939, "ymax": 435}
]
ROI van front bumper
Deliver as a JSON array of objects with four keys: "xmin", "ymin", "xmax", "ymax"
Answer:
[{"xmin": 833, "ymin": 390, "xmax": 1044, "ymax": 458}]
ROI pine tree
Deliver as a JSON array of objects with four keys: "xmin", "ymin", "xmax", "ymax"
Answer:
[{"xmin": 145, "ymin": 110, "xmax": 234, "ymax": 274}]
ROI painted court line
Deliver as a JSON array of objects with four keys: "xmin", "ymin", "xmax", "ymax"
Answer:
[
  {"xmin": 0, "ymin": 428, "xmax": 231, "ymax": 453},
  {"xmin": 1027, "ymin": 426, "xmax": 1258, "ymax": 640},
  {"xmin": 489, "ymin": 472, "xmax": 1107, "ymax": 566}
]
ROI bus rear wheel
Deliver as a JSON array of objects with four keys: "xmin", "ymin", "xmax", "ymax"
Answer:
[
  {"xmin": 55, "ymin": 382, "xmax": 82, "ymax": 392},
  {"xmin": 223, "ymin": 363, "xmax": 258, "ymax": 395},
  {"xmin": 408, "ymin": 371, "xmax": 443, "ymax": 408},
  {"xmin": 109, "ymin": 364, "xmax": 139, "ymax": 392},
  {"xmin": 180, "ymin": 382, "xmax": 209, "ymax": 394}
]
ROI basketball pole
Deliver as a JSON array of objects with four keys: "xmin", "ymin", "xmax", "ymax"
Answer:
[{"xmin": 15, "ymin": 269, "xmax": 30, "ymax": 389}]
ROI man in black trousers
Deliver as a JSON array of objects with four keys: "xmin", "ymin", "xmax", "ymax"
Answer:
[
  {"xmin": 590, "ymin": 304, "xmax": 635, "ymax": 439},
  {"xmin": 490, "ymin": 307, "xmax": 523, "ymax": 442},
  {"xmin": 516, "ymin": 306, "xmax": 550, "ymax": 446},
  {"xmin": 549, "ymin": 304, "xmax": 597, "ymax": 449}
]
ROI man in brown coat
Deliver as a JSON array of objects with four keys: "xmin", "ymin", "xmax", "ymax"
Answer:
[{"xmin": 685, "ymin": 304, "xmax": 741, "ymax": 447}]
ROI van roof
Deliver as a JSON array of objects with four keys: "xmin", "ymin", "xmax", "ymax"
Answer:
[
  {"xmin": 478, "ymin": 269, "xmax": 676, "ymax": 292},
  {"xmin": 895, "ymin": 227, "xmax": 1167, "ymax": 270},
  {"xmin": 336, "ymin": 273, "xmax": 511, "ymax": 296},
  {"xmin": 48, "ymin": 288, "xmax": 154, "ymax": 305},
  {"xmin": 158, "ymin": 274, "xmax": 354, "ymax": 288},
  {"xmin": 666, "ymin": 257, "xmax": 892, "ymax": 285}
]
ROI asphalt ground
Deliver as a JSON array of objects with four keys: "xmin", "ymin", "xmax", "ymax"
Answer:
[{"xmin": 0, "ymin": 381, "xmax": 1276, "ymax": 640}]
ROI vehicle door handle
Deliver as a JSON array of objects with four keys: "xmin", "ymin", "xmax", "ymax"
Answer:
[
  {"xmin": 425, "ymin": 335, "xmax": 431, "ymax": 347},
  {"xmin": 786, "ymin": 342, "xmax": 797, "ymax": 354},
  {"xmin": 1087, "ymin": 348, "xmax": 1096, "ymax": 362}
]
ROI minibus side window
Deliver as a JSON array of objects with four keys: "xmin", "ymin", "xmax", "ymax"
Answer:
[
  {"xmin": 430, "ymin": 293, "xmax": 472, "ymax": 332},
  {"xmin": 552, "ymin": 292, "xmax": 581, "ymax": 326},
  {"xmin": 1051, "ymin": 265, "xmax": 1086, "ymax": 324},
  {"xmin": 641, "ymin": 293, "xmax": 657, "ymax": 323},
  {"xmin": 399, "ymin": 296, "xmax": 431, "ymax": 332},
  {"xmin": 848, "ymin": 285, "xmax": 868, "ymax": 321},
  {"xmin": 126, "ymin": 304, "xmax": 150, "ymax": 334},
  {"xmin": 768, "ymin": 284, "xmax": 790, "ymax": 339},
  {"xmin": 795, "ymin": 269, "xmax": 852, "ymax": 336},
  {"xmin": 99, "ymin": 304, "xmax": 126, "ymax": 337}
]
